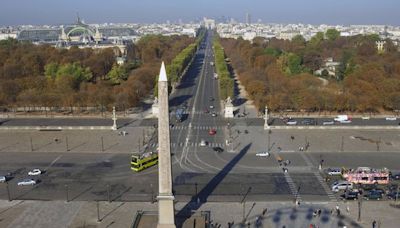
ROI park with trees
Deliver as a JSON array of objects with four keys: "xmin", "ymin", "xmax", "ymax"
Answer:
[
  {"xmin": 220, "ymin": 29, "xmax": 400, "ymax": 114},
  {"xmin": 0, "ymin": 33, "xmax": 200, "ymax": 114}
]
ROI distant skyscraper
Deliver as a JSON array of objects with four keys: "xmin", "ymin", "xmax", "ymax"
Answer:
[{"xmin": 246, "ymin": 12, "xmax": 251, "ymax": 25}]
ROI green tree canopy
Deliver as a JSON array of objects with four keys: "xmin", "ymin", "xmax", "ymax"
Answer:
[{"xmin": 325, "ymin": 29, "xmax": 340, "ymax": 41}]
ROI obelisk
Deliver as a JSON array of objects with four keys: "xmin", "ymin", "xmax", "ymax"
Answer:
[{"xmin": 157, "ymin": 62, "xmax": 176, "ymax": 228}]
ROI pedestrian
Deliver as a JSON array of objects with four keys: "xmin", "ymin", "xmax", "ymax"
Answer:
[
  {"xmin": 262, "ymin": 208, "xmax": 268, "ymax": 216},
  {"xmin": 346, "ymin": 205, "xmax": 350, "ymax": 213},
  {"xmin": 291, "ymin": 135, "xmax": 295, "ymax": 140},
  {"xmin": 372, "ymin": 220, "xmax": 377, "ymax": 228},
  {"xmin": 318, "ymin": 209, "xmax": 322, "ymax": 217}
]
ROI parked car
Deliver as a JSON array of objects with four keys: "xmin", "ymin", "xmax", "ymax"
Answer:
[
  {"xmin": 286, "ymin": 119, "xmax": 297, "ymax": 125},
  {"xmin": 326, "ymin": 167, "xmax": 342, "ymax": 176},
  {"xmin": 332, "ymin": 181, "xmax": 353, "ymax": 192},
  {"xmin": 340, "ymin": 190, "xmax": 359, "ymax": 200},
  {"xmin": 361, "ymin": 116, "xmax": 370, "ymax": 120},
  {"xmin": 363, "ymin": 190, "xmax": 383, "ymax": 200},
  {"xmin": 301, "ymin": 118, "xmax": 315, "ymax": 125},
  {"xmin": 385, "ymin": 117, "xmax": 397, "ymax": 121},
  {"xmin": 389, "ymin": 172, "xmax": 400, "ymax": 180},
  {"xmin": 322, "ymin": 120, "xmax": 334, "ymax": 125},
  {"xmin": 28, "ymin": 169, "xmax": 42, "ymax": 176},
  {"xmin": 387, "ymin": 191, "xmax": 400, "ymax": 200},
  {"xmin": 209, "ymin": 105, "xmax": 214, "ymax": 109},
  {"xmin": 212, "ymin": 147, "xmax": 224, "ymax": 153},
  {"xmin": 211, "ymin": 112, "xmax": 217, "ymax": 117},
  {"xmin": 17, "ymin": 179, "xmax": 37, "ymax": 186}
]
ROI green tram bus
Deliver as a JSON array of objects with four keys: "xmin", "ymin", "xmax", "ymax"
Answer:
[{"xmin": 131, "ymin": 151, "xmax": 158, "ymax": 172}]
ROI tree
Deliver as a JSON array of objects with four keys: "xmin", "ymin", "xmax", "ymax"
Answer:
[
  {"xmin": 325, "ymin": 29, "xmax": 340, "ymax": 41},
  {"xmin": 107, "ymin": 64, "xmax": 128, "ymax": 85}
]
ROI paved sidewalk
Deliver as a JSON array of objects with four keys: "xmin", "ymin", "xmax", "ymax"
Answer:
[{"xmin": 1, "ymin": 199, "xmax": 399, "ymax": 227}]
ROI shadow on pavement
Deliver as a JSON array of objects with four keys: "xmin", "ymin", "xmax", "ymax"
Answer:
[
  {"xmin": 234, "ymin": 205, "xmax": 362, "ymax": 228},
  {"xmin": 175, "ymin": 143, "xmax": 251, "ymax": 227}
]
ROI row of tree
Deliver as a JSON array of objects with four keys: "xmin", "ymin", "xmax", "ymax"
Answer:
[
  {"xmin": 220, "ymin": 30, "xmax": 400, "ymax": 113},
  {"xmin": 0, "ymin": 34, "xmax": 197, "ymax": 112},
  {"xmin": 213, "ymin": 36, "xmax": 234, "ymax": 100}
]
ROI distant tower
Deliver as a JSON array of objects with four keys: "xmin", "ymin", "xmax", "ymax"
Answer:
[
  {"xmin": 246, "ymin": 12, "xmax": 251, "ymax": 25},
  {"xmin": 157, "ymin": 62, "xmax": 176, "ymax": 228}
]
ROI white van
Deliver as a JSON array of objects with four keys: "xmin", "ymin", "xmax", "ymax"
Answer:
[
  {"xmin": 331, "ymin": 181, "xmax": 353, "ymax": 192},
  {"xmin": 0, "ymin": 176, "xmax": 6, "ymax": 183}
]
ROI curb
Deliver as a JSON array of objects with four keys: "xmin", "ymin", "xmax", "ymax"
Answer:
[{"xmin": 0, "ymin": 126, "xmax": 114, "ymax": 130}]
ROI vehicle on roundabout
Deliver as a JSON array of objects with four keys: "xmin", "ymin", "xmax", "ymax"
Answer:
[
  {"xmin": 212, "ymin": 147, "xmax": 224, "ymax": 153},
  {"xmin": 200, "ymin": 140, "xmax": 207, "ymax": 147},
  {"xmin": 28, "ymin": 169, "xmax": 42, "ymax": 176},
  {"xmin": 208, "ymin": 129, "xmax": 217, "ymax": 135},
  {"xmin": 17, "ymin": 179, "xmax": 37, "ymax": 186},
  {"xmin": 256, "ymin": 151, "xmax": 270, "ymax": 157},
  {"xmin": 326, "ymin": 167, "xmax": 342, "ymax": 176}
]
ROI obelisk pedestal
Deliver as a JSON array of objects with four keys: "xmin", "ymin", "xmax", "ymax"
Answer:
[
  {"xmin": 224, "ymin": 97, "xmax": 234, "ymax": 118},
  {"xmin": 157, "ymin": 62, "xmax": 176, "ymax": 228}
]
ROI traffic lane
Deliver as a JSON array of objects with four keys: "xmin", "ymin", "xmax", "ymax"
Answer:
[
  {"xmin": 290, "ymin": 173, "xmax": 331, "ymax": 201},
  {"xmin": 0, "ymin": 152, "xmax": 158, "ymax": 201},
  {"xmin": 192, "ymin": 150, "xmax": 280, "ymax": 172},
  {"xmin": 172, "ymin": 172, "xmax": 293, "ymax": 199},
  {"xmin": 0, "ymin": 118, "xmax": 132, "ymax": 126},
  {"xmin": 309, "ymin": 152, "xmax": 400, "ymax": 170},
  {"xmin": 269, "ymin": 117, "xmax": 400, "ymax": 126}
]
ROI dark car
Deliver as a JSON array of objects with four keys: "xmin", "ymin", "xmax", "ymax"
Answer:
[
  {"xmin": 212, "ymin": 147, "xmax": 224, "ymax": 153},
  {"xmin": 387, "ymin": 191, "xmax": 400, "ymax": 200},
  {"xmin": 301, "ymin": 118, "xmax": 315, "ymax": 125},
  {"xmin": 389, "ymin": 172, "xmax": 400, "ymax": 180},
  {"xmin": 340, "ymin": 190, "xmax": 359, "ymax": 200},
  {"xmin": 363, "ymin": 190, "xmax": 383, "ymax": 200}
]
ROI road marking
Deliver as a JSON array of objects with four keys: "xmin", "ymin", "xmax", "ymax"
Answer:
[{"xmin": 45, "ymin": 155, "xmax": 62, "ymax": 171}]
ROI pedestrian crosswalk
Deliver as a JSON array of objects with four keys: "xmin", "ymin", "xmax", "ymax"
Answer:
[
  {"xmin": 313, "ymin": 171, "xmax": 337, "ymax": 201},
  {"xmin": 284, "ymin": 172, "xmax": 301, "ymax": 201},
  {"xmin": 147, "ymin": 142, "xmax": 225, "ymax": 148},
  {"xmin": 169, "ymin": 125, "xmax": 226, "ymax": 130}
]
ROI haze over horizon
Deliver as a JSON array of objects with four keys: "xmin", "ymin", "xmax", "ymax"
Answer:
[{"xmin": 1, "ymin": 0, "xmax": 399, "ymax": 26}]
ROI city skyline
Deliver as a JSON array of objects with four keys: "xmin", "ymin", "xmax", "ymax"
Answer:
[{"xmin": 0, "ymin": 0, "xmax": 399, "ymax": 26}]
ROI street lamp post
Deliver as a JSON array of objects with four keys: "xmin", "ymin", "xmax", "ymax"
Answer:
[
  {"xmin": 65, "ymin": 184, "xmax": 69, "ymax": 202},
  {"xmin": 107, "ymin": 184, "xmax": 111, "ymax": 203},
  {"xmin": 241, "ymin": 187, "xmax": 252, "ymax": 224},
  {"xmin": 6, "ymin": 182, "xmax": 11, "ymax": 201},
  {"xmin": 358, "ymin": 195, "xmax": 363, "ymax": 222}
]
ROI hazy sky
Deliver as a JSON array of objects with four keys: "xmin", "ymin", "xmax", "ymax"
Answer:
[{"xmin": 1, "ymin": 0, "xmax": 399, "ymax": 26}]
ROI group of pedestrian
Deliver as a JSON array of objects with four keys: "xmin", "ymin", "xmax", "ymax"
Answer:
[{"xmin": 313, "ymin": 208, "xmax": 322, "ymax": 217}]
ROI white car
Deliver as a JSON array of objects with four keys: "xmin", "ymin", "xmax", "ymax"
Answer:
[
  {"xmin": 17, "ymin": 179, "xmax": 37, "ymax": 186},
  {"xmin": 211, "ymin": 112, "xmax": 217, "ymax": 117},
  {"xmin": 28, "ymin": 169, "xmax": 42, "ymax": 176},
  {"xmin": 209, "ymin": 105, "xmax": 214, "ymax": 109},
  {"xmin": 256, "ymin": 151, "xmax": 270, "ymax": 157},
  {"xmin": 331, "ymin": 181, "xmax": 353, "ymax": 192},
  {"xmin": 286, "ymin": 119, "xmax": 297, "ymax": 125},
  {"xmin": 385, "ymin": 117, "xmax": 397, "ymax": 121},
  {"xmin": 322, "ymin": 121, "xmax": 334, "ymax": 125},
  {"xmin": 361, "ymin": 116, "xmax": 370, "ymax": 120},
  {"xmin": 339, "ymin": 120, "xmax": 352, "ymax": 123},
  {"xmin": 200, "ymin": 140, "xmax": 207, "ymax": 147},
  {"xmin": 326, "ymin": 168, "xmax": 342, "ymax": 176}
]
